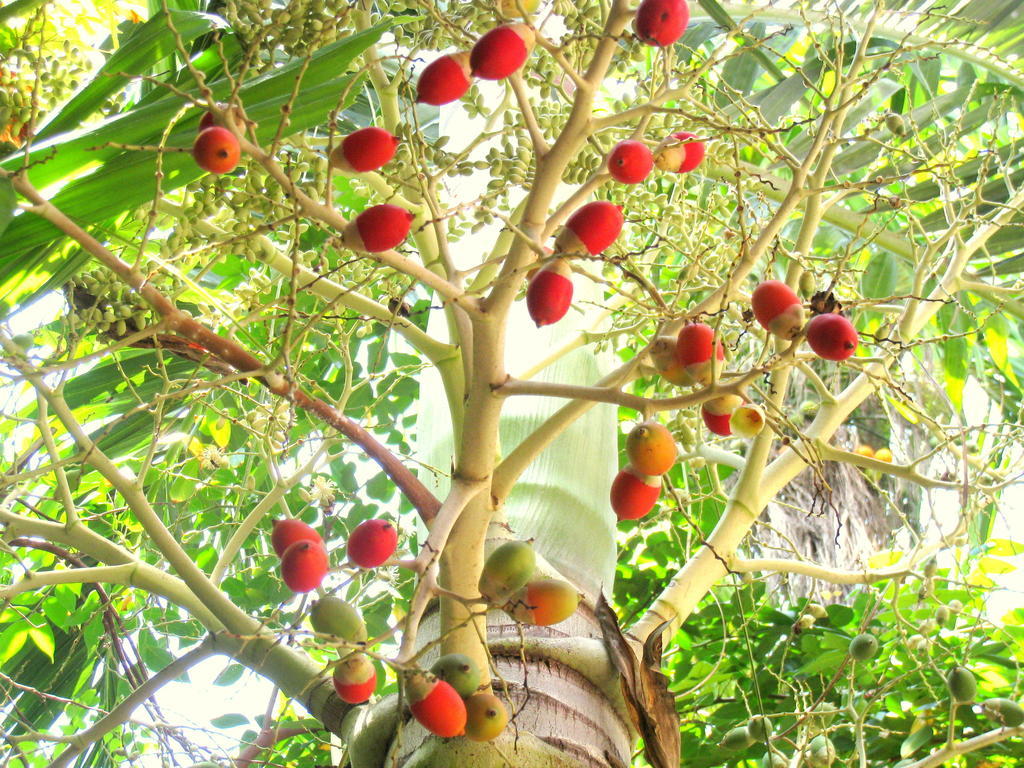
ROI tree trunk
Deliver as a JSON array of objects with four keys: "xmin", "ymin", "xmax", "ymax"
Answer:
[{"xmin": 352, "ymin": 605, "xmax": 631, "ymax": 768}]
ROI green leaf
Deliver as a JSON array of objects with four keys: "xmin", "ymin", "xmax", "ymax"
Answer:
[
  {"xmin": 212, "ymin": 663, "xmax": 245, "ymax": 686},
  {"xmin": 0, "ymin": 24, "xmax": 388, "ymax": 312},
  {"xmin": 138, "ymin": 629, "xmax": 175, "ymax": 672},
  {"xmin": 861, "ymin": 251, "xmax": 899, "ymax": 299},
  {"xmin": 28, "ymin": 625, "xmax": 55, "ymax": 662},
  {"xmin": 900, "ymin": 724, "xmax": 933, "ymax": 758},
  {"xmin": 0, "ymin": 176, "xmax": 14, "ymax": 239},
  {"xmin": 0, "ymin": 624, "xmax": 29, "ymax": 665},
  {"xmin": 210, "ymin": 713, "xmax": 249, "ymax": 728},
  {"xmin": 942, "ymin": 335, "xmax": 968, "ymax": 410},
  {"xmin": 0, "ymin": 0, "xmax": 48, "ymax": 25},
  {"xmin": 37, "ymin": 10, "xmax": 230, "ymax": 142}
]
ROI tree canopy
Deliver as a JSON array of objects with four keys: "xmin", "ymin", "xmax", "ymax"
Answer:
[{"xmin": 1, "ymin": 1, "xmax": 1023, "ymax": 767}]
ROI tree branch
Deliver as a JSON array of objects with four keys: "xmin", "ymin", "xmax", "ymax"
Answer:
[
  {"xmin": 46, "ymin": 638, "xmax": 216, "ymax": 768},
  {"xmin": 9, "ymin": 175, "xmax": 442, "ymax": 524},
  {"xmin": 727, "ymin": 557, "xmax": 912, "ymax": 585}
]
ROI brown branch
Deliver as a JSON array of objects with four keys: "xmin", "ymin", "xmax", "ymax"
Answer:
[
  {"xmin": 10, "ymin": 173, "xmax": 441, "ymax": 523},
  {"xmin": 233, "ymin": 724, "xmax": 320, "ymax": 768}
]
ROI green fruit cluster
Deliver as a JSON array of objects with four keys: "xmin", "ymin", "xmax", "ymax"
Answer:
[{"xmin": 66, "ymin": 268, "xmax": 160, "ymax": 337}]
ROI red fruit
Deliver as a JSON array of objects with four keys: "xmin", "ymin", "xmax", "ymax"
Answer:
[
  {"xmin": 192, "ymin": 126, "xmax": 240, "ymax": 174},
  {"xmin": 752, "ymin": 280, "xmax": 804, "ymax": 339},
  {"xmin": 806, "ymin": 313, "xmax": 859, "ymax": 361},
  {"xmin": 198, "ymin": 111, "xmax": 216, "ymax": 132},
  {"xmin": 330, "ymin": 127, "xmax": 399, "ymax": 173},
  {"xmin": 280, "ymin": 540, "xmax": 330, "ymax": 593},
  {"xmin": 607, "ymin": 140, "xmax": 654, "ymax": 184},
  {"xmin": 675, "ymin": 322, "xmax": 724, "ymax": 386},
  {"xmin": 333, "ymin": 654, "xmax": 377, "ymax": 705},
  {"xmin": 342, "ymin": 204, "xmax": 414, "ymax": 253},
  {"xmin": 271, "ymin": 518, "xmax": 323, "ymax": 558},
  {"xmin": 610, "ymin": 466, "xmax": 661, "ymax": 520},
  {"xmin": 635, "ymin": 0, "xmax": 690, "ymax": 47},
  {"xmin": 416, "ymin": 52, "xmax": 472, "ymax": 105},
  {"xmin": 702, "ymin": 406, "xmax": 732, "ymax": 436},
  {"xmin": 407, "ymin": 675, "xmax": 467, "ymax": 738},
  {"xmin": 554, "ymin": 201, "xmax": 624, "ymax": 255},
  {"xmin": 526, "ymin": 259, "xmax": 573, "ymax": 327},
  {"xmin": 654, "ymin": 131, "xmax": 705, "ymax": 173},
  {"xmin": 347, "ymin": 519, "xmax": 398, "ymax": 568},
  {"xmin": 470, "ymin": 24, "xmax": 535, "ymax": 81}
]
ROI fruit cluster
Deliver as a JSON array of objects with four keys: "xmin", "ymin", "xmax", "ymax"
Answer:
[
  {"xmin": 416, "ymin": 23, "xmax": 536, "ymax": 106},
  {"xmin": 479, "ymin": 540, "xmax": 581, "ymax": 626},
  {"xmin": 525, "ymin": 131, "xmax": 707, "ymax": 327},
  {"xmin": 405, "ymin": 654, "xmax": 509, "ymax": 741},
  {"xmin": 191, "ymin": 111, "xmax": 415, "ymax": 254},
  {"xmin": 609, "ymin": 280, "xmax": 860, "ymax": 522}
]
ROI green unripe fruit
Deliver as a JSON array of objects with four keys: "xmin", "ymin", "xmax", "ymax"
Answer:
[
  {"xmin": 849, "ymin": 633, "xmax": 879, "ymax": 661},
  {"xmin": 935, "ymin": 605, "xmax": 951, "ymax": 625},
  {"xmin": 747, "ymin": 714, "xmax": 772, "ymax": 742},
  {"xmin": 478, "ymin": 540, "xmax": 535, "ymax": 603},
  {"xmin": 805, "ymin": 602, "xmax": 828, "ymax": 619},
  {"xmin": 430, "ymin": 653, "xmax": 480, "ymax": 698},
  {"xmin": 807, "ymin": 735, "xmax": 836, "ymax": 767},
  {"xmin": 720, "ymin": 725, "xmax": 756, "ymax": 751},
  {"xmin": 798, "ymin": 271, "xmax": 816, "ymax": 297},
  {"xmin": 884, "ymin": 112, "xmax": 907, "ymax": 136},
  {"xmin": 981, "ymin": 698, "xmax": 1024, "ymax": 727},
  {"xmin": 947, "ymin": 666, "xmax": 976, "ymax": 703},
  {"xmin": 310, "ymin": 596, "xmax": 367, "ymax": 642},
  {"xmin": 923, "ymin": 558, "xmax": 938, "ymax": 578},
  {"xmin": 800, "ymin": 400, "xmax": 819, "ymax": 419},
  {"xmin": 807, "ymin": 702, "xmax": 838, "ymax": 733},
  {"xmin": 761, "ymin": 752, "xmax": 787, "ymax": 768}
]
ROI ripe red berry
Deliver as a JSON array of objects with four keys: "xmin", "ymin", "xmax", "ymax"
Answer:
[
  {"xmin": 610, "ymin": 466, "xmax": 661, "ymax": 521},
  {"xmin": 635, "ymin": 0, "xmax": 690, "ymax": 47},
  {"xmin": 342, "ymin": 204, "xmax": 414, "ymax": 253},
  {"xmin": 330, "ymin": 127, "xmax": 399, "ymax": 173},
  {"xmin": 554, "ymin": 200, "xmax": 624, "ymax": 255},
  {"xmin": 675, "ymin": 322, "xmax": 725, "ymax": 386},
  {"xmin": 702, "ymin": 406, "xmax": 732, "ymax": 436},
  {"xmin": 416, "ymin": 52, "xmax": 472, "ymax": 105},
  {"xmin": 607, "ymin": 140, "xmax": 654, "ymax": 184},
  {"xmin": 198, "ymin": 111, "xmax": 216, "ymax": 132},
  {"xmin": 702, "ymin": 394, "xmax": 742, "ymax": 436},
  {"xmin": 470, "ymin": 24, "xmax": 535, "ymax": 80},
  {"xmin": 806, "ymin": 313, "xmax": 859, "ymax": 361},
  {"xmin": 333, "ymin": 653, "xmax": 377, "ymax": 705},
  {"xmin": 407, "ymin": 675, "xmax": 467, "ymax": 738},
  {"xmin": 752, "ymin": 280, "xmax": 804, "ymax": 339},
  {"xmin": 526, "ymin": 259, "xmax": 573, "ymax": 327},
  {"xmin": 192, "ymin": 126, "xmax": 240, "ymax": 174},
  {"xmin": 654, "ymin": 130, "xmax": 705, "ymax": 173},
  {"xmin": 271, "ymin": 518, "xmax": 323, "ymax": 558},
  {"xmin": 280, "ymin": 540, "xmax": 330, "ymax": 593},
  {"xmin": 347, "ymin": 519, "xmax": 398, "ymax": 568}
]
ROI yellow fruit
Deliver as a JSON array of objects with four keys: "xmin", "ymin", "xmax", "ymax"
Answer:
[
  {"xmin": 505, "ymin": 579, "xmax": 580, "ymax": 626},
  {"xmin": 853, "ymin": 445, "xmax": 875, "ymax": 458},
  {"xmin": 874, "ymin": 447, "xmax": 893, "ymax": 463},
  {"xmin": 498, "ymin": 0, "xmax": 540, "ymax": 16},
  {"xmin": 464, "ymin": 693, "xmax": 509, "ymax": 741},
  {"xmin": 626, "ymin": 421, "xmax": 677, "ymax": 476}
]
